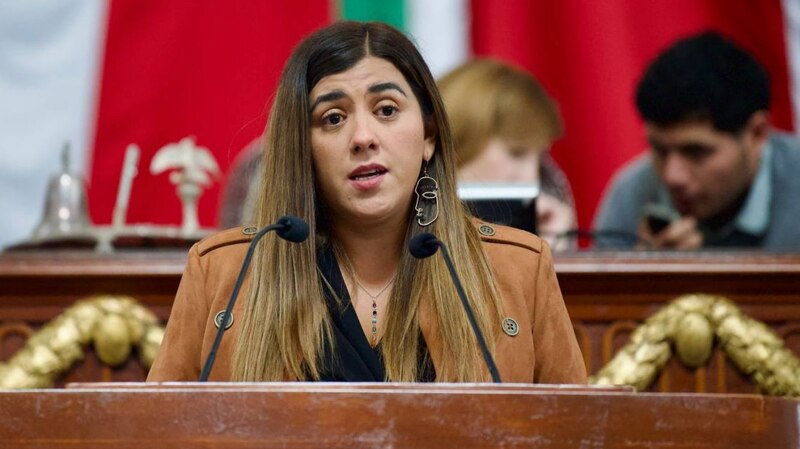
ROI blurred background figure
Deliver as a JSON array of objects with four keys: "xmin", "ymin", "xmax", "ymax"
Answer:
[
  {"xmin": 218, "ymin": 139, "xmax": 261, "ymax": 229},
  {"xmin": 438, "ymin": 59, "xmax": 576, "ymax": 251},
  {"xmin": 594, "ymin": 31, "xmax": 800, "ymax": 251}
]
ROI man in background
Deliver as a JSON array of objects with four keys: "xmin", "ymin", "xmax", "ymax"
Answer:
[{"xmin": 594, "ymin": 31, "xmax": 800, "ymax": 251}]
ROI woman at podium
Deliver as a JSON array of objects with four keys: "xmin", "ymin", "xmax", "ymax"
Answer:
[{"xmin": 147, "ymin": 21, "xmax": 586, "ymax": 384}]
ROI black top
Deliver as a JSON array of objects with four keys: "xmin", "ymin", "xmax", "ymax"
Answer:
[{"xmin": 315, "ymin": 246, "xmax": 435, "ymax": 382}]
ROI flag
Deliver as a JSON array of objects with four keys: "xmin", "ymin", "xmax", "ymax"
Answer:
[
  {"xmin": 340, "ymin": 0, "xmax": 470, "ymax": 77},
  {"xmin": 0, "ymin": 0, "xmax": 106, "ymax": 248}
]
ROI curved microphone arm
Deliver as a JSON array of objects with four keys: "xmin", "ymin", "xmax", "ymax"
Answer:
[
  {"xmin": 199, "ymin": 216, "xmax": 308, "ymax": 381},
  {"xmin": 409, "ymin": 233, "xmax": 502, "ymax": 383}
]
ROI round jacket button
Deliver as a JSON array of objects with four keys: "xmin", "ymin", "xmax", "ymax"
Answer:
[
  {"xmin": 214, "ymin": 311, "xmax": 234, "ymax": 330},
  {"xmin": 502, "ymin": 317, "xmax": 519, "ymax": 336},
  {"xmin": 478, "ymin": 224, "xmax": 496, "ymax": 236}
]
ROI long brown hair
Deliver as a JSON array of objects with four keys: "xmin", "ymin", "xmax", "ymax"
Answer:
[{"xmin": 233, "ymin": 21, "xmax": 504, "ymax": 382}]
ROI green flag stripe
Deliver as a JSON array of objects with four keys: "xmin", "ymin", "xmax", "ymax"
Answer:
[{"xmin": 339, "ymin": 0, "xmax": 406, "ymax": 31}]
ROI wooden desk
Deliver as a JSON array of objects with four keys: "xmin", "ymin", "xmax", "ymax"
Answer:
[
  {"xmin": 1, "ymin": 250, "xmax": 799, "ymax": 391},
  {"xmin": 1, "ymin": 383, "xmax": 797, "ymax": 448}
]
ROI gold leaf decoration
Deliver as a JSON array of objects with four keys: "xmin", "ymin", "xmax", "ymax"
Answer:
[
  {"xmin": 673, "ymin": 312, "xmax": 714, "ymax": 368},
  {"xmin": 0, "ymin": 295, "xmax": 164, "ymax": 389},
  {"xmin": 590, "ymin": 294, "xmax": 800, "ymax": 396}
]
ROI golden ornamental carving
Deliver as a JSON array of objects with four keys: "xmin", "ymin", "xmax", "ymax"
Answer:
[
  {"xmin": 0, "ymin": 295, "xmax": 164, "ymax": 389},
  {"xmin": 590, "ymin": 294, "xmax": 800, "ymax": 396}
]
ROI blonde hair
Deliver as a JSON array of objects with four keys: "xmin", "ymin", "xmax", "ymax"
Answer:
[
  {"xmin": 232, "ymin": 22, "xmax": 504, "ymax": 382},
  {"xmin": 439, "ymin": 59, "xmax": 563, "ymax": 165}
]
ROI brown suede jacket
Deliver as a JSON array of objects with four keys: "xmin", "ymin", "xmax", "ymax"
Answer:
[{"xmin": 147, "ymin": 222, "xmax": 587, "ymax": 384}]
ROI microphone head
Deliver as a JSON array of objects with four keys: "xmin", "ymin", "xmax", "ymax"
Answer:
[
  {"xmin": 409, "ymin": 233, "xmax": 440, "ymax": 259},
  {"xmin": 276, "ymin": 215, "xmax": 310, "ymax": 243}
]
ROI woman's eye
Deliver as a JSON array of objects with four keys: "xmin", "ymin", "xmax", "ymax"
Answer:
[
  {"xmin": 323, "ymin": 112, "xmax": 344, "ymax": 126},
  {"xmin": 377, "ymin": 105, "xmax": 398, "ymax": 117},
  {"xmin": 509, "ymin": 148, "xmax": 529, "ymax": 159}
]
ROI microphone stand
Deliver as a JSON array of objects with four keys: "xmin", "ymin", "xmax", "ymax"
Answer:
[
  {"xmin": 199, "ymin": 217, "xmax": 307, "ymax": 381},
  {"xmin": 410, "ymin": 233, "xmax": 502, "ymax": 383}
]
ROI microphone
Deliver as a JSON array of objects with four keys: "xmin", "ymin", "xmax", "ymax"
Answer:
[
  {"xmin": 275, "ymin": 215, "xmax": 310, "ymax": 243},
  {"xmin": 199, "ymin": 215, "xmax": 309, "ymax": 381},
  {"xmin": 409, "ymin": 232, "xmax": 501, "ymax": 383},
  {"xmin": 409, "ymin": 232, "xmax": 439, "ymax": 259}
]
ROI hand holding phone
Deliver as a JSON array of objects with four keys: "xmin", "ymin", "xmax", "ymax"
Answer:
[
  {"xmin": 637, "ymin": 203, "xmax": 702, "ymax": 249},
  {"xmin": 643, "ymin": 203, "xmax": 679, "ymax": 235}
]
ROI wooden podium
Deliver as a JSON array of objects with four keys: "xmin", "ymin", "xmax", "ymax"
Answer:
[{"xmin": 0, "ymin": 383, "xmax": 797, "ymax": 448}]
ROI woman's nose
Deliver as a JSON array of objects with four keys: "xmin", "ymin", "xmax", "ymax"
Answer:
[
  {"xmin": 351, "ymin": 113, "xmax": 378, "ymax": 152},
  {"xmin": 511, "ymin": 152, "xmax": 540, "ymax": 183}
]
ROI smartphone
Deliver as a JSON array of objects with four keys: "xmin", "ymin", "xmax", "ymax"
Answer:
[{"xmin": 642, "ymin": 203, "xmax": 679, "ymax": 234}]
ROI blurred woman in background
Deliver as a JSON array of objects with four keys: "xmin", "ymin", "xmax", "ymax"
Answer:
[{"xmin": 439, "ymin": 59, "xmax": 576, "ymax": 251}]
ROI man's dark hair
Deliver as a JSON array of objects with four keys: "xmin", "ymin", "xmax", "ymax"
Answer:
[{"xmin": 635, "ymin": 31, "xmax": 770, "ymax": 133}]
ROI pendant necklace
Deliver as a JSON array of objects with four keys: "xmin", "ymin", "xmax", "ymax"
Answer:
[{"xmin": 352, "ymin": 272, "xmax": 397, "ymax": 347}]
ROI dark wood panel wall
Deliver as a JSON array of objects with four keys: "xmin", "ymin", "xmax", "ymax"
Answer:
[{"xmin": 2, "ymin": 250, "xmax": 799, "ymax": 391}]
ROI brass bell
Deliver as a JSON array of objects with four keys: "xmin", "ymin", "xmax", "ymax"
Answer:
[{"xmin": 32, "ymin": 143, "xmax": 93, "ymax": 240}]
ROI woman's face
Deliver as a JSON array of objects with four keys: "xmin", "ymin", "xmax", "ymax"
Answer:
[
  {"xmin": 309, "ymin": 56, "xmax": 435, "ymax": 226},
  {"xmin": 458, "ymin": 138, "xmax": 542, "ymax": 184}
]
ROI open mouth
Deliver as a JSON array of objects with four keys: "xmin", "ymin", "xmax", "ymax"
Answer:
[{"xmin": 349, "ymin": 168, "xmax": 387, "ymax": 181}]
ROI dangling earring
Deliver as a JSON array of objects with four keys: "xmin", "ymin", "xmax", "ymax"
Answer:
[{"xmin": 414, "ymin": 161, "xmax": 439, "ymax": 227}]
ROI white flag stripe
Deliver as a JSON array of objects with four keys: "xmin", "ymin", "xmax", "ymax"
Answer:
[
  {"xmin": 782, "ymin": 0, "xmax": 800, "ymax": 131},
  {"xmin": 406, "ymin": 0, "xmax": 470, "ymax": 78},
  {"xmin": 0, "ymin": 0, "xmax": 106, "ymax": 249}
]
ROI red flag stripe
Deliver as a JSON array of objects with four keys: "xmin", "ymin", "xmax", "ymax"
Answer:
[{"xmin": 89, "ymin": 1, "xmax": 330, "ymax": 227}]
